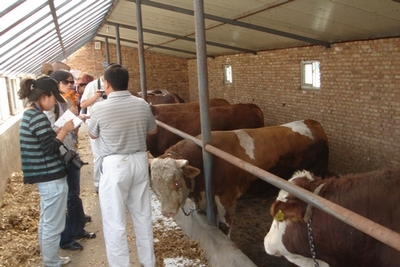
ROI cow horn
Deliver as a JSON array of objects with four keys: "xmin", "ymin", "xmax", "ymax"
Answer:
[
  {"xmin": 147, "ymin": 151, "xmax": 155, "ymax": 159},
  {"xmin": 147, "ymin": 151, "xmax": 155, "ymax": 166},
  {"xmin": 175, "ymin": 159, "xmax": 188, "ymax": 168}
]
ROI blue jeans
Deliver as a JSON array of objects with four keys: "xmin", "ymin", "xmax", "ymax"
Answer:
[
  {"xmin": 60, "ymin": 162, "xmax": 86, "ymax": 247},
  {"xmin": 37, "ymin": 177, "xmax": 68, "ymax": 267}
]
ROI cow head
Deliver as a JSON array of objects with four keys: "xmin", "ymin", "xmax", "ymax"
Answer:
[
  {"xmin": 264, "ymin": 170, "xmax": 329, "ymax": 267},
  {"xmin": 148, "ymin": 157, "xmax": 201, "ymax": 218}
]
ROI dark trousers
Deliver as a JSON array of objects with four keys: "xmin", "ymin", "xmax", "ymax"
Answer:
[{"xmin": 60, "ymin": 162, "xmax": 86, "ymax": 247}]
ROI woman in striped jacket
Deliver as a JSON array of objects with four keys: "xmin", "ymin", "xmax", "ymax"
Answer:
[{"xmin": 18, "ymin": 76, "xmax": 74, "ymax": 267}]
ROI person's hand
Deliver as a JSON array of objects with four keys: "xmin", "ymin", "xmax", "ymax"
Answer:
[
  {"xmin": 61, "ymin": 119, "xmax": 74, "ymax": 133},
  {"xmin": 69, "ymin": 105, "xmax": 78, "ymax": 115},
  {"xmin": 95, "ymin": 90, "xmax": 103, "ymax": 98},
  {"xmin": 78, "ymin": 114, "xmax": 87, "ymax": 122}
]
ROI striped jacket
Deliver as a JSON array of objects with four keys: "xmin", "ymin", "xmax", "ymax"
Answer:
[{"xmin": 19, "ymin": 108, "xmax": 67, "ymax": 184}]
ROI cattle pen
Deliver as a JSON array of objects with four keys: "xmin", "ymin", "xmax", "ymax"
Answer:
[
  {"xmin": 2, "ymin": 1, "xmax": 400, "ymax": 266},
  {"xmin": 154, "ymin": 119, "xmax": 400, "ymax": 266}
]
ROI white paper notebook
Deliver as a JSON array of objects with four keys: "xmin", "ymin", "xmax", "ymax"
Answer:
[{"xmin": 54, "ymin": 110, "xmax": 83, "ymax": 129}]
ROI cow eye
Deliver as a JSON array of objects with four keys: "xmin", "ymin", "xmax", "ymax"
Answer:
[{"xmin": 173, "ymin": 180, "xmax": 181, "ymax": 190}]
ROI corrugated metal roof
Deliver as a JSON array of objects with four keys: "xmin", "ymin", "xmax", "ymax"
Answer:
[
  {"xmin": 1, "ymin": 0, "xmax": 400, "ymax": 77},
  {"xmin": 94, "ymin": 0, "xmax": 400, "ymax": 58},
  {"xmin": 0, "ymin": 0, "xmax": 115, "ymax": 77}
]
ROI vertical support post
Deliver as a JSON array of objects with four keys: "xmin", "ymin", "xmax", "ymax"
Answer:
[
  {"xmin": 193, "ymin": 0, "xmax": 216, "ymax": 227},
  {"xmin": 136, "ymin": 0, "xmax": 147, "ymax": 101},
  {"xmin": 105, "ymin": 37, "xmax": 110, "ymax": 63},
  {"xmin": 114, "ymin": 24, "xmax": 122, "ymax": 64}
]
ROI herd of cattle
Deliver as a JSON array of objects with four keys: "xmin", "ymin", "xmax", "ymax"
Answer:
[{"xmin": 142, "ymin": 91, "xmax": 400, "ymax": 267}]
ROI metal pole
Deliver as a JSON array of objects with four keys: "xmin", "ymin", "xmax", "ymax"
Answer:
[
  {"xmin": 136, "ymin": 0, "xmax": 147, "ymax": 101},
  {"xmin": 105, "ymin": 37, "xmax": 110, "ymax": 63},
  {"xmin": 114, "ymin": 24, "xmax": 121, "ymax": 64},
  {"xmin": 193, "ymin": 0, "xmax": 216, "ymax": 227}
]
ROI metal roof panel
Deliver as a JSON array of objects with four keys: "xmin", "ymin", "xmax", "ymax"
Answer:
[{"xmin": 1, "ymin": 0, "xmax": 399, "ymax": 76}]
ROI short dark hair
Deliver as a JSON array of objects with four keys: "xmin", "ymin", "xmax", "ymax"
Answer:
[
  {"xmin": 104, "ymin": 64, "xmax": 128, "ymax": 91},
  {"xmin": 50, "ymin": 69, "xmax": 73, "ymax": 83}
]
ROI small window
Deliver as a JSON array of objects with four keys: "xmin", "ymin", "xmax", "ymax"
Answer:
[
  {"xmin": 223, "ymin": 65, "xmax": 232, "ymax": 84},
  {"xmin": 7, "ymin": 77, "xmax": 23, "ymax": 115},
  {"xmin": 0, "ymin": 78, "xmax": 10, "ymax": 123},
  {"xmin": 301, "ymin": 61, "xmax": 320, "ymax": 90}
]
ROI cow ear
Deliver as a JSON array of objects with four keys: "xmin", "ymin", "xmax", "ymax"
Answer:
[
  {"xmin": 182, "ymin": 165, "xmax": 201, "ymax": 179},
  {"xmin": 271, "ymin": 201, "xmax": 303, "ymax": 222}
]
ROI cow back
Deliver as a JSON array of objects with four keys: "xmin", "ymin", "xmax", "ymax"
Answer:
[
  {"xmin": 209, "ymin": 103, "xmax": 264, "ymax": 130},
  {"xmin": 165, "ymin": 119, "xmax": 328, "ymax": 201},
  {"xmin": 208, "ymin": 119, "xmax": 327, "ymax": 180},
  {"xmin": 150, "ymin": 98, "xmax": 230, "ymax": 115},
  {"xmin": 147, "ymin": 93, "xmax": 185, "ymax": 104},
  {"xmin": 147, "ymin": 103, "xmax": 264, "ymax": 156},
  {"xmin": 134, "ymin": 92, "xmax": 185, "ymax": 104}
]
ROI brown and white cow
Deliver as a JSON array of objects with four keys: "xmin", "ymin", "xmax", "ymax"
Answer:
[
  {"xmin": 149, "ymin": 120, "xmax": 329, "ymax": 234},
  {"xmin": 264, "ymin": 168, "xmax": 400, "ymax": 267},
  {"xmin": 147, "ymin": 103, "xmax": 264, "ymax": 157}
]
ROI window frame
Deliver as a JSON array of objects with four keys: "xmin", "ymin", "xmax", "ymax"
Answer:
[
  {"xmin": 223, "ymin": 65, "xmax": 232, "ymax": 84},
  {"xmin": 0, "ymin": 77, "xmax": 23, "ymax": 125},
  {"xmin": 8, "ymin": 77, "xmax": 24, "ymax": 115},
  {"xmin": 301, "ymin": 60, "xmax": 320, "ymax": 90}
]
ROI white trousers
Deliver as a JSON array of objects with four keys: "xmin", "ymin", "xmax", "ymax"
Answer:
[
  {"xmin": 89, "ymin": 137, "xmax": 101, "ymax": 190},
  {"xmin": 99, "ymin": 152, "xmax": 155, "ymax": 267}
]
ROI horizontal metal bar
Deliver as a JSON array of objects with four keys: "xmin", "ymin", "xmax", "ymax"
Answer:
[
  {"xmin": 134, "ymin": 0, "xmax": 330, "ymax": 47},
  {"xmin": 106, "ymin": 21, "xmax": 257, "ymax": 54},
  {"xmin": 96, "ymin": 34, "xmax": 197, "ymax": 56}
]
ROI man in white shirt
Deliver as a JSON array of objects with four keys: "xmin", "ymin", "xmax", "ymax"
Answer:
[
  {"xmin": 88, "ymin": 64, "xmax": 157, "ymax": 267},
  {"xmin": 80, "ymin": 76, "xmax": 106, "ymax": 193}
]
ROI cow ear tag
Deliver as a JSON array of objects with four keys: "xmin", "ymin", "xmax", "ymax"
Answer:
[{"xmin": 275, "ymin": 210, "xmax": 285, "ymax": 221}]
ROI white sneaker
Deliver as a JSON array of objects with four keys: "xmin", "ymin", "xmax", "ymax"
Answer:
[{"xmin": 59, "ymin": 256, "xmax": 71, "ymax": 265}]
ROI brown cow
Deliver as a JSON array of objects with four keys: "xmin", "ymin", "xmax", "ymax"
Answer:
[
  {"xmin": 134, "ymin": 91, "xmax": 185, "ymax": 104},
  {"xmin": 147, "ymin": 93, "xmax": 185, "ymax": 104},
  {"xmin": 150, "ymin": 98, "xmax": 230, "ymax": 116},
  {"xmin": 146, "ymin": 103, "xmax": 264, "ymax": 157},
  {"xmin": 264, "ymin": 168, "xmax": 400, "ymax": 267},
  {"xmin": 149, "ymin": 120, "xmax": 329, "ymax": 234}
]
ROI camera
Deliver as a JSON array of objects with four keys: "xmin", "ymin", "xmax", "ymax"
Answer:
[
  {"xmin": 63, "ymin": 149, "xmax": 85, "ymax": 170},
  {"xmin": 100, "ymin": 90, "xmax": 107, "ymax": 99}
]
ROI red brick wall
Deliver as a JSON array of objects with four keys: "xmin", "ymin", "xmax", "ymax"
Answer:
[
  {"xmin": 66, "ymin": 38, "xmax": 399, "ymax": 175},
  {"xmin": 188, "ymin": 37, "xmax": 400, "ymax": 175},
  {"xmin": 65, "ymin": 42, "xmax": 190, "ymax": 101}
]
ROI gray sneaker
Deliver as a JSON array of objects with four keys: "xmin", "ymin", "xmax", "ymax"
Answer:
[{"xmin": 59, "ymin": 256, "xmax": 70, "ymax": 265}]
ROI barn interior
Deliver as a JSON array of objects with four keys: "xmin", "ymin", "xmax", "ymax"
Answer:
[{"xmin": 1, "ymin": 0, "xmax": 399, "ymax": 266}]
